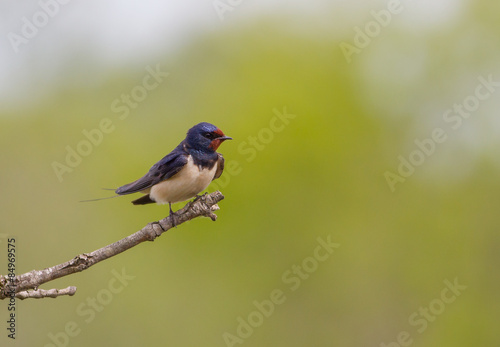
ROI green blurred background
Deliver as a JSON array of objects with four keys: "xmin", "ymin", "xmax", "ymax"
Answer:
[{"xmin": 1, "ymin": 1, "xmax": 499, "ymax": 346}]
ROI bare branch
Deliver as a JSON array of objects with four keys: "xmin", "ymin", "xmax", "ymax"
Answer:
[{"xmin": 0, "ymin": 191, "xmax": 224, "ymax": 300}]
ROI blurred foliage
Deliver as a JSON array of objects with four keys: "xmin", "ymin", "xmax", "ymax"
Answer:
[{"xmin": 1, "ymin": 3, "xmax": 500, "ymax": 347}]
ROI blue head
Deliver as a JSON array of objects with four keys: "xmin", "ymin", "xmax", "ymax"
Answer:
[{"xmin": 186, "ymin": 122, "xmax": 232, "ymax": 152}]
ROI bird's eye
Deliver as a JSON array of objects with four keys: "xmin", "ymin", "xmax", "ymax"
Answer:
[{"xmin": 204, "ymin": 132, "xmax": 215, "ymax": 139}]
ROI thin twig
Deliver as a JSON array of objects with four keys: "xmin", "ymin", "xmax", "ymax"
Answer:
[{"xmin": 16, "ymin": 286, "xmax": 77, "ymax": 300}]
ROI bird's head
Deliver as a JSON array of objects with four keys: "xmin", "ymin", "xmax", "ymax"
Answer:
[{"xmin": 186, "ymin": 122, "xmax": 232, "ymax": 152}]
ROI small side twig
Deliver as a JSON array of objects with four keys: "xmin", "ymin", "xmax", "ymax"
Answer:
[{"xmin": 16, "ymin": 286, "xmax": 77, "ymax": 300}]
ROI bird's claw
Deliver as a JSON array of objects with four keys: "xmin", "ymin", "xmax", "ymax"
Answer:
[
  {"xmin": 168, "ymin": 202, "xmax": 179, "ymax": 228},
  {"xmin": 193, "ymin": 192, "xmax": 208, "ymax": 202},
  {"xmin": 169, "ymin": 212, "xmax": 179, "ymax": 228}
]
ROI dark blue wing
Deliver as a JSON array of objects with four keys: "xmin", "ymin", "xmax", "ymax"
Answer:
[
  {"xmin": 115, "ymin": 147, "xmax": 188, "ymax": 195},
  {"xmin": 213, "ymin": 153, "xmax": 225, "ymax": 180}
]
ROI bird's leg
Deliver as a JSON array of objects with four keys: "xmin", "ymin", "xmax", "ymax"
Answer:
[{"xmin": 168, "ymin": 202, "xmax": 179, "ymax": 228}]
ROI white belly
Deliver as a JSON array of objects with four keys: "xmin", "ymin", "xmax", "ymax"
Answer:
[{"xmin": 149, "ymin": 156, "xmax": 217, "ymax": 204}]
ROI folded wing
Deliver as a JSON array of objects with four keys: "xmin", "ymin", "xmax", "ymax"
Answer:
[
  {"xmin": 213, "ymin": 153, "xmax": 225, "ymax": 180},
  {"xmin": 115, "ymin": 150, "xmax": 188, "ymax": 195}
]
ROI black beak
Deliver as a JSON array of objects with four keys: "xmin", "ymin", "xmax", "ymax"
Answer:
[{"xmin": 218, "ymin": 136, "xmax": 233, "ymax": 141}]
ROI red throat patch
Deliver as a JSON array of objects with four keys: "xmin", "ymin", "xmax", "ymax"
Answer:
[
  {"xmin": 209, "ymin": 128, "xmax": 226, "ymax": 150},
  {"xmin": 209, "ymin": 139, "xmax": 222, "ymax": 150}
]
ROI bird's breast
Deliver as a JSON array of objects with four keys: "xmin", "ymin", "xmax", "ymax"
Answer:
[{"xmin": 149, "ymin": 155, "xmax": 217, "ymax": 204}]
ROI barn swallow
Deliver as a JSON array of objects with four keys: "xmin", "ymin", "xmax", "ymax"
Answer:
[{"xmin": 115, "ymin": 122, "xmax": 231, "ymax": 223}]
